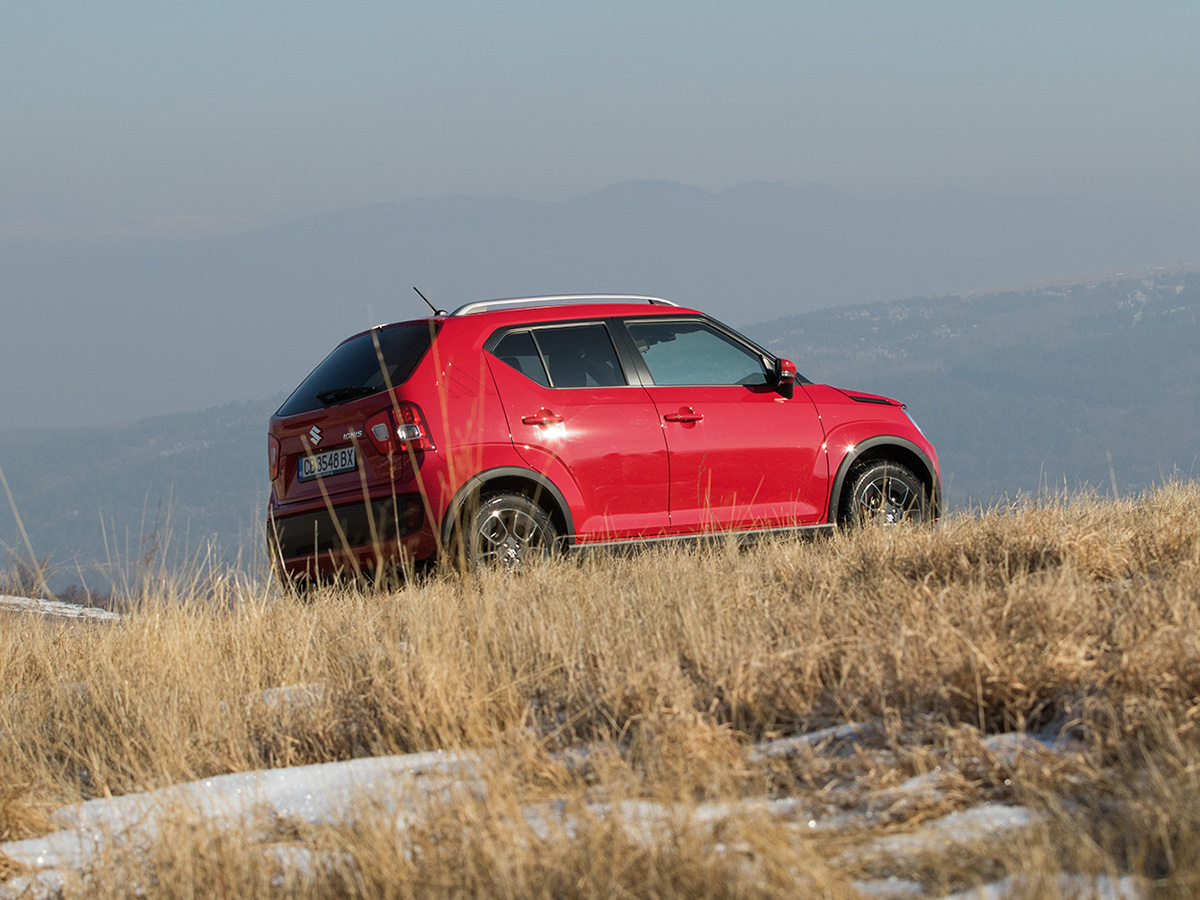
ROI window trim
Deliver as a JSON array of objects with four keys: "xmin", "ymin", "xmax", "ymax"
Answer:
[{"xmin": 484, "ymin": 313, "xmax": 806, "ymax": 390}]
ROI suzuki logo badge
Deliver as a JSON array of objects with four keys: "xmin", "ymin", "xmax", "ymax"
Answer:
[{"xmin": 309, "ymin": 425, "xmax": 322, "ymax": 446}]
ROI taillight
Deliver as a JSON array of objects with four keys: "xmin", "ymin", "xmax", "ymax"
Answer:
[
  {"xmin": 268, "ymin": 434, "xmax": 281, "ymax": 481},
  {"xmin": 365, "ymin": 403, "xmax": 435, "ymax": 456}
]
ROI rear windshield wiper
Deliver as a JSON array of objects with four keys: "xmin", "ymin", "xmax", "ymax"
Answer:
[{"xmin": 315, "ymin": 385, "xmax": 375, "ymax": 406}]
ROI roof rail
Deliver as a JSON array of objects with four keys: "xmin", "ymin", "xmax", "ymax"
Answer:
[{"xmin": 449, "ymin": 294, "xmax": 678, "ymax": 317}]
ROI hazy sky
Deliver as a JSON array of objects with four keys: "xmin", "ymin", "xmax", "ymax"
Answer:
[{"xmin": 5, "ymin": 1, "xmax": 1199, "ymax": 241}]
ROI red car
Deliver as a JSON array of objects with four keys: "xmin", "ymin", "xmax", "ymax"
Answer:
[{"xmin": 267, "ymin": 295, "xmax": 939, "ymax": 579}]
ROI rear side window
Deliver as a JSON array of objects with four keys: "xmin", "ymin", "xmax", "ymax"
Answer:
[
  {"xmin": 491, "ymin": 330, "xmax": 550, "ymax": 387},
  {"xmin": 277, "ymin": 323, "xmax": 435, "ymax": 416},
  {"xmin": 536, "ymin": 324, "xmax": 624, "ymax": 388},
  {"xmin": 490, "ymin": 323, "xmax": 626, "ymax": 388}
]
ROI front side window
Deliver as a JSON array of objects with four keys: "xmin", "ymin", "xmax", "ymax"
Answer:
[
  {"xmin": 625, "ymin": 320, "xmax": 771, "ymax": 386},
  {"xmin": 491, "ymin": 323, "xmax": 625, "ymax": 388}
]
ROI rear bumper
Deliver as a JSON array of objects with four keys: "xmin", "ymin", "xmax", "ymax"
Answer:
[{"xmin": 267, "ymin": 493, "xmax": 437, "ymax": 578}]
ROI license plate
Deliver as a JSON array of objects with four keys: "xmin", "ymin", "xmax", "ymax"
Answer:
[{"xmin": 297, "ymin": 446, "xmax": 357, "ymax": 482}]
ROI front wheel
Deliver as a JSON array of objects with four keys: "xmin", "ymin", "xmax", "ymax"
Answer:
[
  {"xmin": 839, "ymin": 461, "xmax": 929, "ymax": 526},
  {"xmin": 463, "ymin": 492, "xmax": 558, "ymax": 570}
]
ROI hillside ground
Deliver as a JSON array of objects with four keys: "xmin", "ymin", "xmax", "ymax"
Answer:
[{"xmin": 3, "ymin": 485, "xmax": 1200, "ymax": 897}]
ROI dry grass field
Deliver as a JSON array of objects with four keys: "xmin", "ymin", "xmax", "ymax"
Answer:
[{"xmin": 3, "ymin": 484, "xmax": 1200, "ymax": 897}]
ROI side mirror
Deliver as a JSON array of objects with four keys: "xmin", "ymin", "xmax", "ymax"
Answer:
[{"xmin": 775, "ymin": 357, "xmax": 797, "ymax": 386}]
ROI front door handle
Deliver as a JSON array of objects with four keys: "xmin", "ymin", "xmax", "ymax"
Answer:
[
  {"xmin": 663, "ymin": 408, "xmax": 703, "ymax": 423},
  {"xmin": 521, "ymin": 409, "xmax": 564, "ymax": 426}
]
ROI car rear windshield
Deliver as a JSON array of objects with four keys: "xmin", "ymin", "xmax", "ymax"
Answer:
[{"xmin": 277, "ymin": 323, "xmax": 436, "ymax": 417}]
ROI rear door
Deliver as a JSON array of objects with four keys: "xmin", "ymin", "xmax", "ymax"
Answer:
[
  {"xmin": 620, "ymin": 317, "xmax": 828, "ymax": 532},
  {"xmin": 485, "ymin": 321, "xmax": 670, "ymax": 541}
]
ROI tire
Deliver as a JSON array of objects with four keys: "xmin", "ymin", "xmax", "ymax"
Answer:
[
  {"xmin": 839, "ymin": 460, "xmax": 929, "ymax": 526},
  {"xmin": 463, "ymin": 492, "xmax": 558, "ymax": 570}
]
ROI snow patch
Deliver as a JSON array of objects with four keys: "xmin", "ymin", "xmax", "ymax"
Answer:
[
  {"xmin": 0, "ymin": 718, "xmax": 1132, "ymax": 898},
  {"xmin": 0, "ymin": 594, "xmax": 119, "ymax": 622}
]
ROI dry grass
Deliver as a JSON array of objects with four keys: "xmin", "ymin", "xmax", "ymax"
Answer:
[{"xmin": 4, "ymin": 482, "xmax": 1200, "ymax": 896}]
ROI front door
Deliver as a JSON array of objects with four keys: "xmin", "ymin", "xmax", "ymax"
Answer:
[{"xmin": 623, "ymin": 318, "xmax": 827, "ymax": 532}]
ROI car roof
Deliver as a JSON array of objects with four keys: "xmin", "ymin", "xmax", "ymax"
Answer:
[{"xmin": 343, "ymin": 295, "xmax": 708, "ymax": 346}]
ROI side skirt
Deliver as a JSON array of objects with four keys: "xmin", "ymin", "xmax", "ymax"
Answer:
[{"xmin": 564, "ymin": 522, "xmax": 835, "ymax": 556}]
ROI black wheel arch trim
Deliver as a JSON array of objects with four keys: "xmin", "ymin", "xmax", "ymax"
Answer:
[
  {"xmin": 441, "ymin": 466, "xmax": 576, "ymax": 548},
  {"xmin": 828, "ymin": 436, "xmax": 941, "ymax": 523}
]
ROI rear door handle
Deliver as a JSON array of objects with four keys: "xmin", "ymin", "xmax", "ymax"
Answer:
[
  {"xmin": 521, "ymin": 409, "xmax": 564, "ymax": 426},
  {"xmin": 663, "ymin": 408, "xmax": 703, "ymax": 423}
]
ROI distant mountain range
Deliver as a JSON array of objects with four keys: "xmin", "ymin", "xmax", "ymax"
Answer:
[
  {"xmin": 4, "ymin": 180, "xmax": 1198, "ymax": 430},
  {"xmin": 744, "ymin": 269, "xmax": 1200, "ymax": 506},
  {"xmin": 0, "ymin": 396, "xmax": 279, "ymax": 594},
  {"xmin": 3, "ymin": 270, "xmax": 1197, "ymax": 593}
]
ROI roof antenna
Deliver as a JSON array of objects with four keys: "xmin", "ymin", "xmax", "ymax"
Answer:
[{"xmin": 414, "ymin": 286, "xmax": 447, "ymax": 316}]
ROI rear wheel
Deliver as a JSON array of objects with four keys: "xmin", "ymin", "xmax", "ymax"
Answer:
[
  {"xmin": 463, "ymin": 492, "xmax": 558, "ymax": 570},
  {"xmin": 840, "ymin": 461, "xmax": 929, "ymax": 526}
]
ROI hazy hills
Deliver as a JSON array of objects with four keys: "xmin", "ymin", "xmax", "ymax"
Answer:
[
  {"xmin": 3, "ymin": 270, "xmax": 1198, "ymax": 592},
  {"xmin": 4, "ymin": 180, "xmax": 1197, "ymax": 431},
  {"xmin": 745, "ymin": 269, "xmax": 1200, "ymax": 505},
  {"xmin": 0, "ymin": 396, "xmax": 280, "ymax": 592}
]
